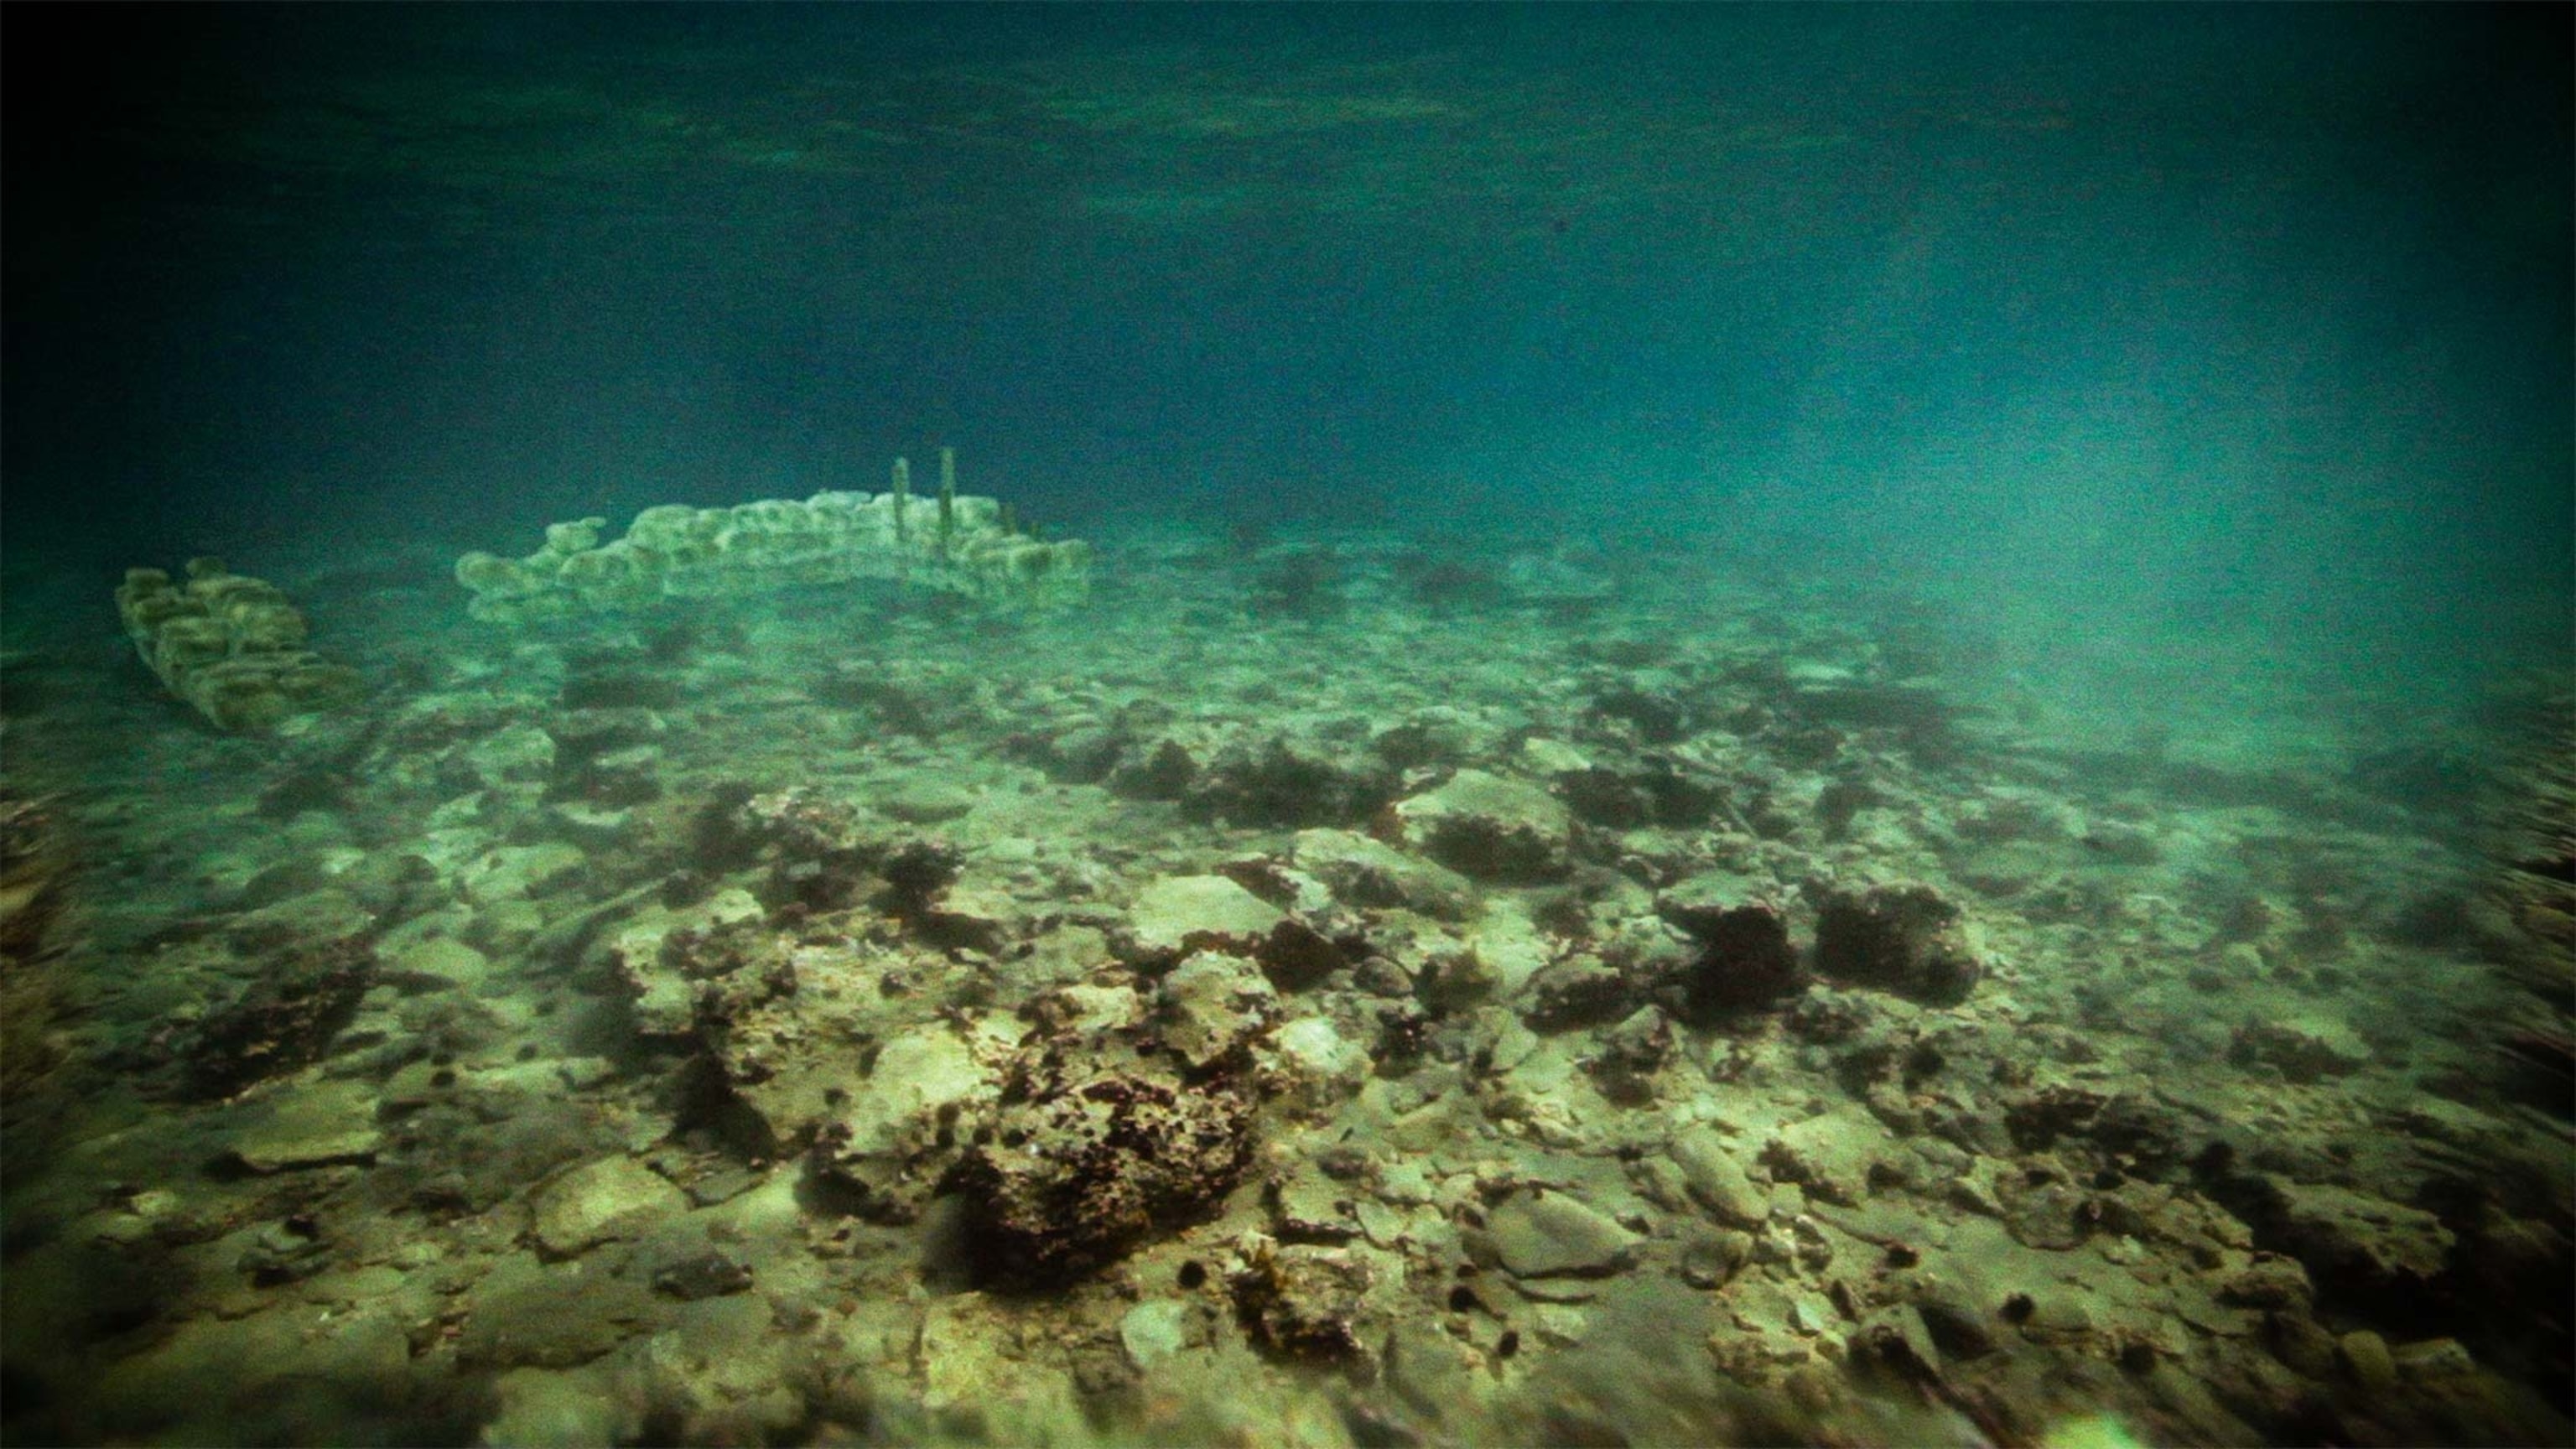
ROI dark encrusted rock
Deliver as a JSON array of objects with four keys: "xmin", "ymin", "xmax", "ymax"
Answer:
[
  {"xmin": 1185, "ymin": 736, "xmax": 1398, "ymax": 829},
  {"xmin": 1588, "ymin": 1005, "xmax": 1674, "ymax": 1104},
  {"xmin": 1557, "ymin": 758, "xmax": 1729, "ymax": 831},
  {"xmin": 1019, "ymin": 723, "xmax": 1124, "ymax": 784},
  {"xmin": 182, "ymin": 935, "xmax": 377, "ymax": 1099},
  {"xmin": 1229, "ymin": 1236, "xmax": 1374, "ymax": 1368},
  {"xmin": 653, "ymin": 1250, "xmax": 754, "ymax": 1301},
  {"xmin": 2225, "ymin": 1018, "xmax": 2368, "ymax": 1083},
  {"xmin": 1658, "ymin": 900, "xmax": 1804, "ymax": 1023},
  {"xmin": 1587, "ymin": 682, "xmax": 1690, "ymax": 744},
  {"xmin": 1388, "ymin": 770, "xmax": 1572, "ymax": 882},
  {"xmin": 2241, "ymin": 1176, "xmax": 2457, "ymax": 1321},
  {"xmin": 880, "ymin": 838, "xmax": 963, "ymax": 917},
  {"xmin": 710, "ymin": 787, "xmax": 888, "ymax": 909},
  {"xmin": 1811, "ymin": 882, "xmax": 1983, "ymax": 1005},
  {"xmin": 1555, "ymin": 767, "xmax": 1658, "ymax": 829},
  {"xmin": 549, "ymin": 744, "xmax": 664, "ymax": 809},
  {"xmin": 1520, "ymin": 955, "xmax": 1638, "ymax": 1031},
  {"xmin": 1108, "ymin": 736, "xmax": 1201, "ymax": 801},
  {"xmin": 948, "ymin": 1034, "xmax": 1257, "ymax": 1287}
]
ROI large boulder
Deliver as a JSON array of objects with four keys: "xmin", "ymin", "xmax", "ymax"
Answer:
[
  {"xmin": 948, "ymin": 1034, "xmax": 1257, "ymax": 1286},
  {"xmin": 1384, "ymin": 770, "xmax": 1572, "ymax": 883},
  {"xmin": 1289, "ymin": 828, "xmax": 1476, "ymax": 921},
  {"xmin": 1184, "ymin": 735, "xmax": 1399, "ymax": 829},
  {"xmin": 1119, "ymin": 874, "xmax": 1345, "ymax": 989},
  {"xmin": 1656, "ymin": 890, "xmax": 1804, "ymax": 1023},
  {"xmin": 1811, "ymin": 881, "xmax": 1982, "ymax": 1005}
]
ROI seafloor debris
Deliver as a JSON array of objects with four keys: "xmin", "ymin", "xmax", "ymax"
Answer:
[
  {"xmin": 179, "ymin": 933, "xmax": 378, "ymax": 1100},
  {"xmin": 0, "ymin": 789, "xmax": 72, "ymax": 1142},
  {"xmin": 6, "ymin": 529, "xmax": 2569, "ymax": 1449},
  {"xmin": 454, "ymin": 453, "xmax": 1091, "ymax": 621},
  {"xmin": 113, "ymin": 558, "xmax": 366, "ymax": 730}
]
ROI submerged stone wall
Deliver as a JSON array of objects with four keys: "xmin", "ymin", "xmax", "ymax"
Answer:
[{"xmin": 454, "ymin": 455, "xmax": 1091, "ymax": 622}]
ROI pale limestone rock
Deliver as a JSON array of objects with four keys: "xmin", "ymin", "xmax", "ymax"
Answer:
[
  {"xmin": 870, "ymin": 775, "xmax": 978, "ymax": 823},
  {"xmin": 1269, "ymin": 1013, "xmax": 1371, "ymax": 1109},
  {"xmin": 460, "ymin": 842, "xmax": 588, "ymax": 906},
  {"xmin": 479, "ymin": 1366, "xmax": 638, "ymax": 1449},
  {"xmin": 1761, "ymin": 1106, "xmax": 1897, "ymax": 1207},
  {"xmin": 1160, "ymin": 951, "xmax": 1278, "ymax": 1069},
  {"xmin": 1119, "ymin": 1300, "xmax": 1193, "ymax": 1370},
  {"xmin": 1670, "ymin": 1125, "xmax": 1772, "ymax": 1228},
  {"xmin": 393, "ymin": 936, "xmax": 494, "ymax": 991},
  {"xmin": 829, "ymin": 1025, "xmax": 993, "ymax": 1157},
  {"xmin": 1289, "ymin": 828, "xmax": 1476, "ymax": 920},
  {"xmin": 1467, "ymin": 898, "xmax": 1554, "ymax": 1000}
]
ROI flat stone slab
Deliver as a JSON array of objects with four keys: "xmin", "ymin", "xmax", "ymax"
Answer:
[
  {"xmin": 532, "ymin": 1156, "xmax": 687, "ymax": 1259},
  {"xmin": 230, "ymin": 1079, "xmax": 382, "ymax": 1172},
  {"xmin": 1485, "ymin": 1188, "xmax": 1641, "ymax": 1279},
  {"xmin": 1127, "ymin": 875, "xmax": 1285, "ymax": 959}
]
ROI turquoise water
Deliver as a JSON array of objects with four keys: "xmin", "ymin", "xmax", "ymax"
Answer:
[{"xmin": 3, "ymin": 8, "xmax": 2568, "ymax": 1446}]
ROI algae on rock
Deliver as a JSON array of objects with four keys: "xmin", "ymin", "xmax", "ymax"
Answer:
[{"xmin": 453, "ymin": 462, "xmax": 1091, "ymax": 623}]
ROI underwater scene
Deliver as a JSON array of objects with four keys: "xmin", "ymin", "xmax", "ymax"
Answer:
[{"xmin": 2, "ymin": 6, "xmax": 2569, "ymax": 1446}]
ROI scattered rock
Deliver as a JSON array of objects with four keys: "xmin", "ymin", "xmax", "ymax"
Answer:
[
  {"xmin": 237, "ymin": 1215, "xmax": 332, "ymax": 1286},
  {"xmin": 805, "ymin": 1023, "xmax": 1002, "ymax": 1222},
  {"xmin": 1269, "ymin": 1168, "xmax": 1361, "ymax": 1244},
  {"xmin": 459, "ymin": 1254, "xmax": 661, "ymax": 1368},
  {"xmin": 652, "ymin": 1250, "xmax": 754, "ymax": 1301},
  {"xmin": 1119, "ymin": 1300, "xmax": 1194, "ymax": 1371},
  {"xmin": 1186, "ymin": 736, "xmax": 1399, "ymax": 828},
  {"xmin": 1120, "ymin": 873, "xmax": 1344, "ymax": 987},
  {"xmin": 1676, "ymin": 1227, "xmax": 1754, "ymax": 1289},
  {"xmin": 1590, "ymin": 1005, "xmax": 1675, "ymax": 1104},
  {"xmin": 1124, "ymin": 875, "xmax": 1286, "ymax": 964},
  {"xmin": 1520, "ymin": 955, "xmax": 1637, "ymax": 1031},
  {"xmin": 1265, "ymin": 1014, "xmax": 1373, "ymax": 1112},
  {"xmin": 2247, "ymin": 1177, "xmax": 2454, "ymax": 1319},
  {"xmin": 870, "ymin": 776, "xmax": 978, "ymax": 824},
  {"xmin": 182, "ymin": 935, "xmax": 377, "ymax": 1100},
  {"xmin": 1158, "ymin": 952, "xmax": 1279, "ymax": 1069},
  {"xmin": 387, "ymin": 935, "xmax": 493, "ymax": 993},
  {"xmin": 459, "ymin": 841, "xmax": 588, "ymax": 905},
  {"xmin": 1108, "ymin": 736, "xmax": 1201, "ymax": 801},
  {"xmin": 1761, "ymin": 1106, "xmax": 1897, "ymax": 1208},
  {"xmin": 2228, "ymin": 1015, "xmax": 2370, "ymax": 1083},
  {"xmin": 228, "ymin": 1078, "xmax": 382, "ymax": 1172}
]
